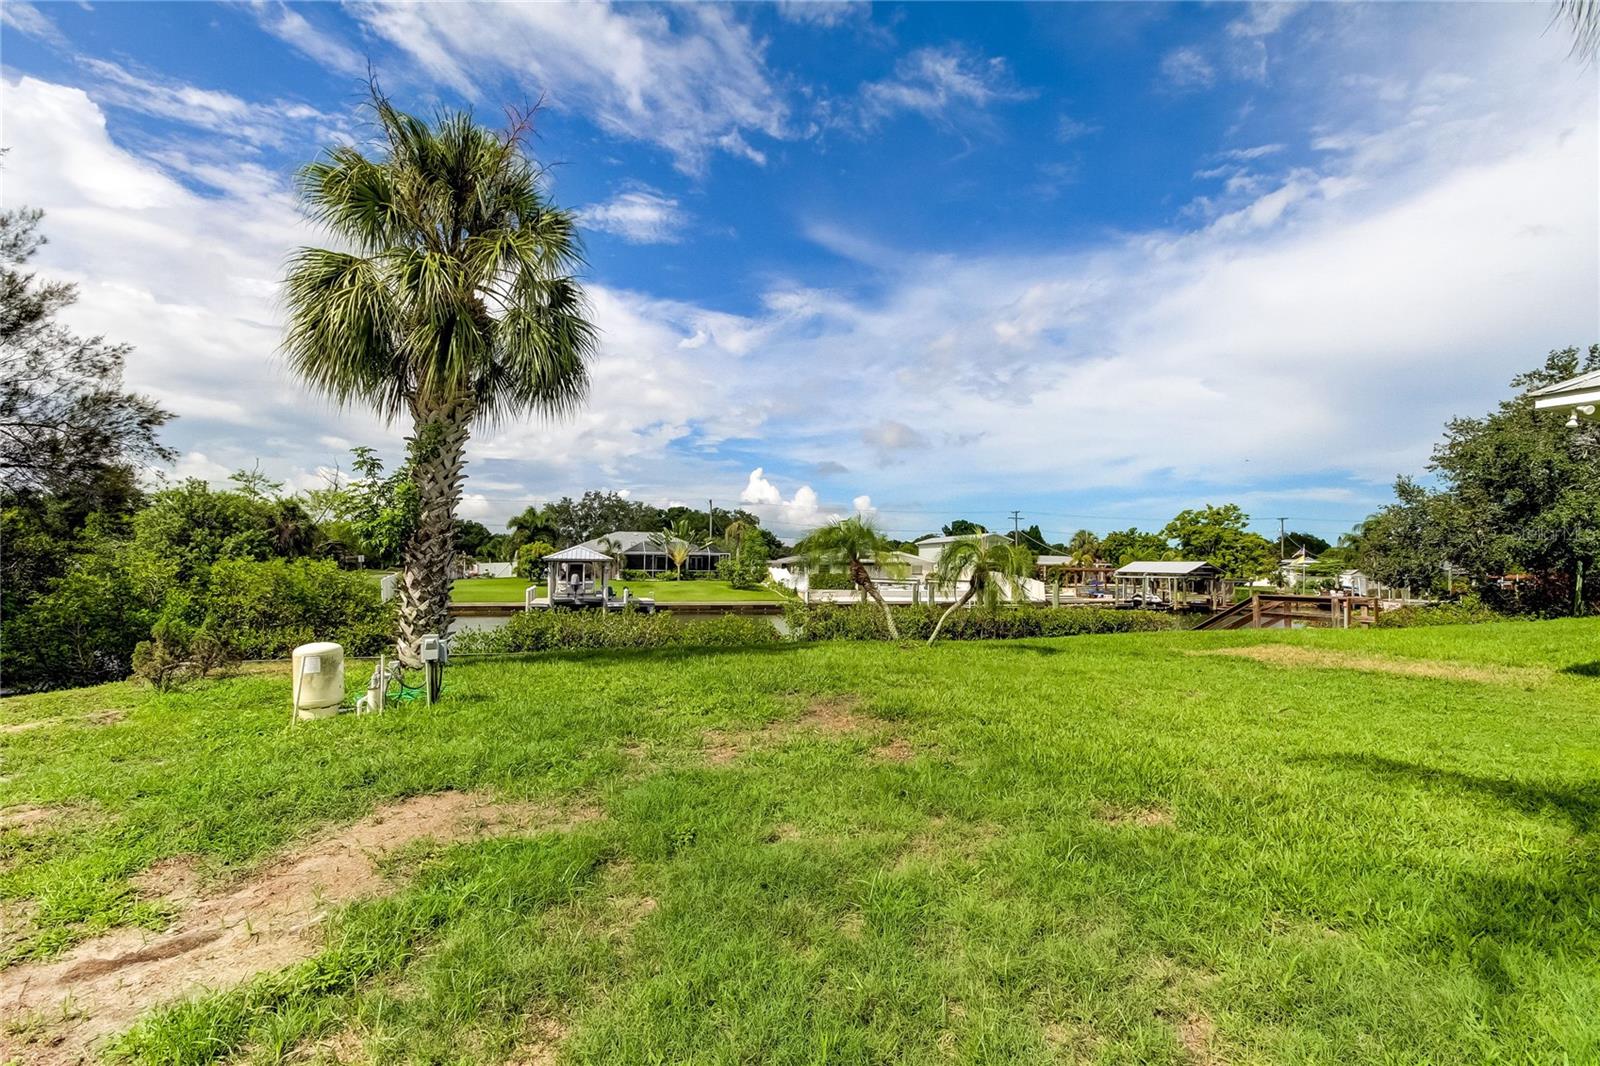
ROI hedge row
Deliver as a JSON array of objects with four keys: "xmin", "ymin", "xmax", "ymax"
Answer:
[
  {"xmin": 785, "ymin": 603, "xmax": 1178, "ymax": 642},
  {"xmin": 452, "ymin": 609, "xmax": 782, "ymax": 654},
  {"xmin": 1373, "ymin": 597, "xmax": 1505, "ymax": 628}
]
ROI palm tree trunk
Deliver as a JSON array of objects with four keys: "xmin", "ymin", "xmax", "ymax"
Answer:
[
  {"xmin": 851, "ymin": 560, "xmax": 899, "ymax": 639},
  {"xmin": 397, "ymin": 397, "xmax": 472, "ymax": 663},
  {"xmin": 927, "ymin": 586, "xmax": 976, "ymax": 645}
]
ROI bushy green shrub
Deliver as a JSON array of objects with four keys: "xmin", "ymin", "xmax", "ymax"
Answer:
[
  {"xmin": 619, "ymin": 568, "xmax": 653, "ymax": 580},
  {"xmin": 198, "ymin": 557, "xmax": 394, "ymax": 658},
  {"xmin": 452, "ymin": 609, "xmax": 781, "ymax": 654},
  {"xmin": 784, "ymin": 603, "xmax": 1177, "ymax": 642},
  {"xmin": 715, "ymin": 555, "xmax": 769, "ymax": 589},
  {"xmin": 805, "ymin": 570, "xmax": 855, "ymax": 591},
  {"xmin": 132, "ymin": 612, "xmax": 234, "ymax": 690},
  {"xmin": 1374, "ymin": 595, "xmax": 1504, "ymax": 628}
]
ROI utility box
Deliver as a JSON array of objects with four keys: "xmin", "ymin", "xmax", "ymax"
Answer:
[
  {"xmin": 292, "ymin": 641, "xmax": 345, "ymax": 720},
  {"xmin": 419, "ymin": 633, "xmax": 446, "ymax": 705}
]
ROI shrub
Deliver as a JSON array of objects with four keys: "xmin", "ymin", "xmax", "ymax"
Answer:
[
  {"xmin": 784, "ymin": 603, "xmax": 1177, "ymax": 642},
  {"xmin": 716, "ymin": 555, "xmax": 769, "ymax": 589},
  {"xmin": 516, "ymin": 540, "xmax": 555, "ymax": 582},
  {"xmin": 132, "ymin": 612, "xmax": 235, "ymax": 690},
  {"xmin": 197, "ymin": 557, "xmax": 394, "ymax": 659},
  {"xmin": 1374, "ymin": 595, "xmax": 1505, "ymax": 628},
  {"xmin": 805, "ymin": 570, "xmax": 855, "ymax": 591},
  {"xmin": 452, "ymin": 609, "xmax": 781, "ymax": 654},
  {"xmin": 620, "ymin": 568, "xmax": 652, "ymax": 581}
]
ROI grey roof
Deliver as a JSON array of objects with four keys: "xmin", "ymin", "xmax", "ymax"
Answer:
[
  {"xmin": 544, "ymin": 545, "xmax": 616, "ymax": 563},
  {"xmin": 572, "ymin": 531, "xmax": 727, "ymax": 557},
  {"xmin": 1114, "ymin": 560, "xmax": 1222, "ymax": 577},
  {"xmin": 1530, "ymin": 369, "xmax": 1600, "ymax": 396},
  {"xmin": 1035, "ymin": 554, "xmax": 1073, "ymax": 566}
]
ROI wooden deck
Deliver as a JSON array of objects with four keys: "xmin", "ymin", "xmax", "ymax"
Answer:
[{"xmin": 1194, "ymin": 593, "xmax": 1382, "ymax": 631}]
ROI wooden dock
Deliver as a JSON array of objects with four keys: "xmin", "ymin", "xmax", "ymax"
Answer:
[{"xmin": 1194, "ymin": 592, "xmax": 1381, "ymax": 631}]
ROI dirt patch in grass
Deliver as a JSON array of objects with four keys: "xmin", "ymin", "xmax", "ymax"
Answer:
[
  {"xmin": 872, "ymin": 737, "xmax": 915, "ymax": 762},
  {"xmin": 0, "ymin": 791, "xmax": 600, "ymax": 1065},
  {"xmin": 701, "ymin": 694, "xmax": 903, "ymax": 764},
  {"xmin": 0, "ymin": 805, "xmax": 59, "ymax": 832},
  {"xmin": 0, "ymin": 709, "xmax": 125, "ymax": 735},
  {"xmin": 507, "ymin": 1015, "xmax": 569, "ymax": 1066},
  {"xmin": 1193, "ymin": 644, "xmax": 1540, "ymax": 684},
  {"xmin": 1176, "ymin": 1011, "xmax": 1223, "ymax": 1065},
  {"xmin": 1096, "ymin": 805, "xmax": 1175, "ymax": 829}
]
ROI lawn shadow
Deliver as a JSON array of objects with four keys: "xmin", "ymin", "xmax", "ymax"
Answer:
[
  {"xmin": 456, "ymin": 643, "xmax": 811, "ymax": 670},
  {"xmin": 1301, "ymin": 752, "xmax": 1600, "ymax": 831},
  {"xmin": 1560, "ymin": 661, "xmax": 1600, "ymax": 678},
  {"xmin": 981, "ymin": 642, "xmax": 1065, "ymax": 657}
]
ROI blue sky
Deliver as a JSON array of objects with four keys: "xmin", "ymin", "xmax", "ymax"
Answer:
[{"xmin": 2, "ymin": 1, "xmax": 1595, "ymax": 541}]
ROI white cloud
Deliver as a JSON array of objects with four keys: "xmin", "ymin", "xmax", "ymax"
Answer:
[
  {"xmin": 740, "ymin": 468, "xmax": 783, "ymax": 506},
  {"xmin": 245, "ymin": 1, "xmax": 366, "ymax": 76},
  {"xmin": 1160, "ymin": 48, "xmax": 1216, "ymax": 91},
  {"xmin": 75, "ymin": 58, "xmax": 340, "ymax": 149},
  {"xmin": 1, "ymin": 0, "xmax": 65, "ymax": 46},
  {"xmin": 579, "ymin": 186, "xmax": 687, "ymax": 244},
  {"xmin": 1056, "ymin": 114, "xmax": 1100, "ymax": 143},
  {"xmin": 1221, "ymin": 143, "xmax": 1285, "ymax": 161},
  {"xmin": 859, "ymin": 46, "xmax": 1032, "ymax": 128},
  {"xmin": 348, "ymin": 2, "xmax": 787, "ymax": 173},
  {"xmin": 852, "ymin": 494, "xmax": 874, "ymax": 514},
  {"xmin": 776, "ymin": 2, "xmax": 869, "ymax": 28}
]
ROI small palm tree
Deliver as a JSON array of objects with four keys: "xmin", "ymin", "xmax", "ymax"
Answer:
[
  {"xmin": 282, "ymin": 92, "xmax": 596, "ymax": 661},
  {"xmin": 651, "ymin": 517, "xmax": 699, "ymax": 578},
  {"xmin": 722, "ymin": 518, "xmax": 751, "ymax": 562},
  {"xmin": 795, "ymin": 516, "xmax": 904, "ymax": 639},
  {"xmin": 1066, "ymin": 529, "xmax": 1101, "ymax": 566},
  {"xmin": 927, "ymin": 536, "xmax": 1036, "ymax": 644}
]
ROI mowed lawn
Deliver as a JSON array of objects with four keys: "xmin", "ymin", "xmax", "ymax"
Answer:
[
  {"xmin": 450, "ymin": 576, "xmax": 785, "ymax": 603},
  {"xmin": 2, "ymin": 621, "xmax": 1598, "ymax": 1064}
]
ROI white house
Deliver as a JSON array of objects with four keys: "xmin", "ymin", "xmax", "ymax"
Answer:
[{"xmin": 565, "ymin": 531, "xmax": 729, "ymax": 575}]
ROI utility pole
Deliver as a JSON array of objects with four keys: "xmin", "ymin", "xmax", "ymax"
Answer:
[
  {"xmin": 1275, "ymin": 517, "xmax": 1288, "ymax": 590},
  {"xmin": 708, "ymin": 499, "xmax": 715, "ymax": 542},
  {"xmin": 1009, "ymin": 510, "xmax": 1022, "ymax": 546}
]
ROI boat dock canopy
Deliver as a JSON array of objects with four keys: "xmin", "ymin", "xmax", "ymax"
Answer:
[{"xmin": 1113, "ymin": 560, "xmax": 1224, "ymax": 578}]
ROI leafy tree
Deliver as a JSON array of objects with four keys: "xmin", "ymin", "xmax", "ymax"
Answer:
[
  {"xmin": 283, "ymin": 92, "xmax": 596, "ymax": 660},
  {"xmin": 1162, "ymin": 505, "xmax": 1280, "ymax": 581},
  {"xmin": 1098, "ymin": 528, "xmax": 1172, "ymax": 567},
  {"xmin": 926, "ymin": 536, "xmax": 1035, "ymax": 644},
  {"xmin": 454, "ymin": 519, "xmax": 494, "ymax": 558},
  {"xmin": 941, "ymin": 519, "xmax": 988, "ymax": 536},
  {"xmin": 516, "ymin": 539, "xmax": 556, "ymax": 581},
  {"xmin": 1348, "ymin": 477, "xmax": 1459, "ymax": 594},
  {"xmin": 1282, "ymin": 531, "xmax": 1331, "ymax": 556},
  {"xmin": 0, "ymin": 207, "xmax": 174, "ymax": 494},
  {"xmin": 795, "ymin": 516, "xmax": 904, "ymax": 639},
  {"xmin": 1361, "ymin": 345, "xmax": 1600, "ymax": 612},
  {"xmin": 133, "ymin": 480, "xmax": 273, "ymax": 583}
]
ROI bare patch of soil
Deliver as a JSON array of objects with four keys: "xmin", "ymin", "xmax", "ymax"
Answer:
[
  {"xmin": 0, "ymin": 806, "xmax": 59, "ymax": 832},
  {"xmin": 1194, "ymin": 645, "xmax": 1538, "ymax": 684},
  {"xmin": 1176, "ymin": 1011, "xmax": 1223, "ymax": 1065},
  {"xmin": 1, "ymin": 709, "xmax": 125, "ymax": 736},
  {"xmin": 0, "ymin": 791, "xmax": 600, "ymax": 1065},
  {"xmin": 1097, "ymin": 805, "xmax": 1175, "ymax": 829},
  {"xmin": 701, "ymin": 694, "xmax": 903, "ymax": 764},
  {"xmin": 872, "ymin": 737, "xmax": 915, "ymax": 762},
  {"xmin": 507, "ymin": 1015, "xmax": 569, "ymax": 1066}
]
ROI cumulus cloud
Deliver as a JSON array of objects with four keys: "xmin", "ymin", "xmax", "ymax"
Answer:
[
  {"xmin": 579, "ymin": 186, "xmax": 687, "ymax": 243},
  {"xmin": 348, "ymin": 2, "xmax": 787, "ymax": 173},
  {"xmin": 740, "ymin": 467, "xmax": 783, "ymax": 506}
]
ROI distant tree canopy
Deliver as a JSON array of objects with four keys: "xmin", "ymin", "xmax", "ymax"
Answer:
[
  {"xmin": 1161, "ymin": 505, "xmax": 1281, "ymax": 582},
  {"xmin": 1282, "ymin": 531, "xmax": 1331, "ymax": 556},
  {"xmin": 503, "ymin": 491, "xmax": 782, "ymax": 556},
  {"xmin": 1352, "ymin": 345, "xmax": 1600, "ymax": 612},
  {"xmin": 1098, "ymin": 528, "xmax": 1172, "ymax": 568},
  {"xmin": 940, "ymin": 519, "xmax": 988, "ymax": 537}
]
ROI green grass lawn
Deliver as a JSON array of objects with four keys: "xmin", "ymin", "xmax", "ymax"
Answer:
[
  {"xmin": 450, "ymin": 576, "xmax": 786, "ymax": 603},
  {"xmin": 3, "ymin": 620, "xmax": 1598, "ymax": 1063}
]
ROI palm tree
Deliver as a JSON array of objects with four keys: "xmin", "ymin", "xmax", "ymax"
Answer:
[
  {"xmin": 795, "ymin": 516, "xmax": 904, "ymax": 639},
  {"xmin": 651, "ymin": 517, "xmax": 699, "ymax": 578},
  {"xmin": 1556, "ymin": 0, "xmax": 1599, "ymax": 61},
  {"xmin": 722, "ymin": 518, "xmax": 751, "ymax": 562},
  {"xmin": 926, "ymin": 536, "xmax": 1036, "ymax": 644},
  {"xmin": 1066, "ymin": 529, "xmax": 1101, "ymax": 566},
  {"xmin": 282, "ymin": 92, "xmax": 596, "ymax": 660}
]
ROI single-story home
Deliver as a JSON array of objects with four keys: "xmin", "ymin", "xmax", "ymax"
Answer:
[{"xmin": 565, "ymin": 531, "xmax": 729, "ymax": 575}]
